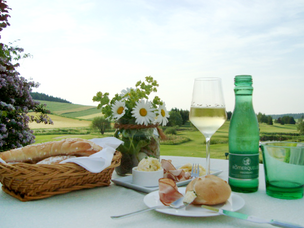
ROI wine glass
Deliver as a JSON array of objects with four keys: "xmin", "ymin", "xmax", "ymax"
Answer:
[{"xmin": 190, "ymin": 77, "xmax": 227, "ymax": 175}]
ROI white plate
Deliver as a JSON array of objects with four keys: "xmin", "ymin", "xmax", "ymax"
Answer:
[
  {"xmin": 112, "ymin": 169, "xmax": 223, "ymax": 193},
  {"xmin": 143, "ymin": 187, "xmax": 245, "ymax": 217}
]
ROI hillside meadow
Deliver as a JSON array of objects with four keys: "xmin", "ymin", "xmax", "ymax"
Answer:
[
  {"xmin": 30, "ymin": 116, "xmax": 300, "ymax": 160},
  {"xmin": 30, "ymin": 100, "xmax": 301, "ymax": 159},
  {"xmin": 34, "ymin": 100, "xmax": 103, "ymax": 120},
  {"xmin": 29, "ymin": 114, "xmax": 92, "ymax": 129}
]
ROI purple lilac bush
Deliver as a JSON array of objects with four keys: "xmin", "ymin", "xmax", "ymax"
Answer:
[{"xmin": 0, "ymin": 0, "xmax": 52, "ymax": 152}]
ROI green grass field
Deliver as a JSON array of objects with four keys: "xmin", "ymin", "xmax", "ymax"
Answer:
[
  {"xmin": 36, "ymin": 100, "xmax": 102, "ymax": 120},
  {"xmin": 31, "ymin": 100, "xmax": 301, "ymax": 159},
  {"xmin": 32, "ymin": 119, "xmax": 299, "ymax": 159}
]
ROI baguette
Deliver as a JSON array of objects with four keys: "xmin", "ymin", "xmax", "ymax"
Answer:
[{"xmin": 0, "ymin": 138, "xmax": 103, "ymax": 164}]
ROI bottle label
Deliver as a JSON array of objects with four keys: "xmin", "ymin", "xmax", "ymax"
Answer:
[{"xmin": 229, "ymin": 154, "xmax": 259, "ymax": 179}]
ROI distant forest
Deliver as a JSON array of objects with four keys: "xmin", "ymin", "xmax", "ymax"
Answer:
[
  {"xmin": 270, "ymin": 113, "xmax": 304, "ymax": 120},
  {"xmin": 30, "ymin": 92, "xmax": 71, "ymax": 103}
]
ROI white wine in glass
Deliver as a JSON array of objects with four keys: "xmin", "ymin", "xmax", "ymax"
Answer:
[{"xmin": 190, "ymin": 77, "xmax": 227, "ymax": 175}]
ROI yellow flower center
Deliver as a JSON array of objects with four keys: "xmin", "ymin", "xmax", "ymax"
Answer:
[
  {"xmin": 139, "ymin": 108, "xmax": 147, "ymax": 116},
  {"xmin": 161, "ymin": 109, "xmax": 166, "ymax": 117},
  {"xmin": 117, "ymin": 106, "xmax": 124, "ymax": 115}
]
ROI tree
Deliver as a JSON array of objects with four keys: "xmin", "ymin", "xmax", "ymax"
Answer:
[
  {"xmin": 257, "ymin": 112, "xmax": 268, "ymax": 123},
  {"xmin": 30, "ymin": 92, "xmax": 71, "ymax": 103},
  {"xmin": 179, "ymin": 109, "xmax": 189, "ymax": 125},
  {"xmin": 275, "ymin": 117, "xmax": 282, "ymax": 124},
  {"xmin": 227, "ymin": 111, "xmax": 232, "ymax": 120},
  {"xmin": 276, "ymin": 116, "xmax": 296, "ymax": 125},
  {"xmin": 267, "ymin": 116, "xmax": 273, "ymax": 125},
  {"xmin": 0, "ymin": 1, "xmax": 52, "ymax": 152},
  {"xmin": 91, "ymin": 116, "xmax": 111, "ymax": 135},
  {"xmin": 171, "ymin": 108, "xmax": 189, "ymax": 125},
  {"xmin": 257, "ymin": 112, "xmax": 263, "ymax": 122},
  {"xmin": 257, "ymin": 112, "xmax": 273, "ymax": 125},
  {"xmin": 297, "ymin": 116, "xmax": 304, "ymax": 135},
  {"xmin": 284, "ymin": 116, "xmax": 296, "ymax": 124},
  {"xmin": 0, "ymin": 0, "xmax": 10, "ymax": 36},
  {"xmin": 167, "ymin": 110, "xmax": 183, "ymax": 126}
]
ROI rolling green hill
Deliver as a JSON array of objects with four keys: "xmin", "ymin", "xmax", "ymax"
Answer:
[{"xmin": 35, "ymin": 100, "xmax": 102, "ymax": 120}]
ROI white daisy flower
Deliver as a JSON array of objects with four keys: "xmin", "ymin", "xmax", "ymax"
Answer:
[
  {"xmin": 156, "ymin": 103, "xmax": 170, "ymax": 126},
  {"xmin": 120, "ymin": 87, "xmax": 132, "ymax": 96},
  {"xmin": 111, "ymin": 100, "xmax": 127, "ymax": 120},
  {"xmin": 131, "ymin": 100, "xmax": 156, "ymax": 126},
  {"xmin": 121, "ymin": 87, "xmax": 136, "ymax": 100}
]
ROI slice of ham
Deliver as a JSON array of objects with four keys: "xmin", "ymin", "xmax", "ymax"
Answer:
[
  {"xmin": 158, "ymin": 178, "xmax": 183, "ymax": 206},
  {"xmin": 161, "ymin": 159, "xmax": 191, "ymax": 182},
  {"xmin": 168, "ymin": 169, "xmax": 183, "ymax": 176},
  {"xmin": 164, "ymin": 169, "xmax": 185, "ymax": 181},
  {"xmin": 161, "ymin": 159, "xmax": 176, "ymax": 171}
]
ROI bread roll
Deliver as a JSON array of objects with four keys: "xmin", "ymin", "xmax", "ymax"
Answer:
[
  {"xmin": 185, "ymin": 175, "xmax": 231, "ymax": 205},
  {"xmin": 0, "ymin": 138, "xmax": 103, "ymax": 164}
]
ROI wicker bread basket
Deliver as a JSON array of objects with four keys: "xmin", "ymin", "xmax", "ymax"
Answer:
[{"xmin": 0, "ymin": 151, "xmax": 121, "ymax": 201}]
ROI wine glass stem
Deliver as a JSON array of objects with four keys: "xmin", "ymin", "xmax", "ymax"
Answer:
[{"xmin": 205, "ymin": 137, "xmax": 211, "ymax": 175}]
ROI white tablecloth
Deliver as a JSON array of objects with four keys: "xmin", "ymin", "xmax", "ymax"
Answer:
[{"xmin": 0, "ymin": 156, "xmax": 303, "ymax": 228}]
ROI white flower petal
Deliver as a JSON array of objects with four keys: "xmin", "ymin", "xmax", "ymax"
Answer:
[
  {"xmin": 131, "ymin": 100, "xmax": 156, "ymax": 126},
  {"xmin": 120, "ymin": 87, "xmax": 133, "ymax": 97},
  {"xmin": 156, "ymin": 103, "xmax": 169, "ymax": 126},
  {"xmin": 111, "ymin": 100, "xmax": 127, "ymax": 120}
]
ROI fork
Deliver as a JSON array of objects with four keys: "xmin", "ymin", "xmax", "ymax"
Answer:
[
  {"xmin": 111, "ymin": 196, "xmax": 196, "ymax": 219},
  {"xmin": 191, "ymin": 164, "xmax": 200, "ymax": 178}
]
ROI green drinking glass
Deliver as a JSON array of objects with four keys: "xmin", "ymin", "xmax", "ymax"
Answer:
[{"xmin": 261, "ymin": 142, "xmax": 304, "ymax": 199}]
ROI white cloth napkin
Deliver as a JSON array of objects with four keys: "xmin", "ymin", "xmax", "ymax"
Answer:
[{"xmin": 60, "ymin": 137, "xmax": 123, "ymax": 173}]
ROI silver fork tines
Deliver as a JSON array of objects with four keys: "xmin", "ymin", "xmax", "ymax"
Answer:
[{"xmin": 191, "ymin": 164, "xmax": 200, "ymax": 178}]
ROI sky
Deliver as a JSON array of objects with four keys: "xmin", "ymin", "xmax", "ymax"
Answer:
[{"xmin": 2, "ymin": 0, "xmax": 304, "ymax": 115}]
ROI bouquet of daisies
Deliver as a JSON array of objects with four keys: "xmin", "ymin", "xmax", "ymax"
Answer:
[
  {"xmin": 93, "ymin": 76, "xmax": 169, "ymax": 126},
  {"xmin": 93, "ymin": 76, "xmax": 169, "ymax": 175}
]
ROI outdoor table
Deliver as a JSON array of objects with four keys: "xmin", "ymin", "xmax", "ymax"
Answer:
[{"xmin": 1, "ymin": 156, "xmax": 303, "ymax": 228}]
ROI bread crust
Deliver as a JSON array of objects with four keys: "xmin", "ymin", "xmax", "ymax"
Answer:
[
  {"xmin": 0, "ymin": 138, "xmax": 103, "ymax": 164},
  {"xmin": 186, "ymin": 175, "xmax": 231, "ymax": 205}
]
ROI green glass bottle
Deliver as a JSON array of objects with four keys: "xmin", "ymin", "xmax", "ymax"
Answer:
[{"xmin": 228, "ymin": 75, "xmax": 260, "ymax": 193}]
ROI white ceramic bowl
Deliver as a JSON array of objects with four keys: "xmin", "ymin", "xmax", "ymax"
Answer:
[{"xmin": 132, "ymin": 167, "xmax": 164, "ymax": 187}]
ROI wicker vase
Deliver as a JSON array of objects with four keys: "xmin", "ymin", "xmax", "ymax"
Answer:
[{"xmin": 114, "ymin": 124, "xmax": 161, "ymax": 176}]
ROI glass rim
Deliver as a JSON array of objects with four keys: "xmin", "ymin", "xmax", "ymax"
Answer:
[
  {"xmin": 194, "ymin": 77, "xmax": 222, "ymax": 81},
  {"xmin": 261, "ymin": 141, "xmax": 303, "ymax": 148}
]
